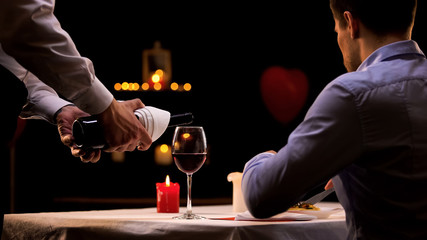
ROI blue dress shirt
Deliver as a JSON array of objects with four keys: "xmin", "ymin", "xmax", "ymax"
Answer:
[{"xmin": 242, "ymin": 40, "xmax": 427, "ymax": 239}]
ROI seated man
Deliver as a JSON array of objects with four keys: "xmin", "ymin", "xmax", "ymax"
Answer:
[{"xmin": 242, "ymin": 0, "xmax": 427, "ymax": 239}]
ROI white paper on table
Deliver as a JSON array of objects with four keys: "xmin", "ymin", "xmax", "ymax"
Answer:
[{"xmin": 235, "ymin": 210, "xmax": 317, "ymax": 221}]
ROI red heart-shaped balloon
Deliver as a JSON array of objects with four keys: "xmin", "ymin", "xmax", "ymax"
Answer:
[{"xmin": 260, "ymin": 66, "xmax": 308, "ymax": 124}]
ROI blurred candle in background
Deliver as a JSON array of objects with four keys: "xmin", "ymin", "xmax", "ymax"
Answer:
[
  {"xmin": 142, "ymin": 41, "xmax": 172, "ymax": 90},
  {"xmin": 111, "ymin": 152, "xmax": 125, "ymax": 163},
  {"xmin": 154, "ymin": 144, "xmax": 173, "ymax": 165}
]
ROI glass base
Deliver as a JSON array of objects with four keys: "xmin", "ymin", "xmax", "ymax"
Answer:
[{"xmin": 173, "ymin": 213, "xmax": 205, "ymax": 220}]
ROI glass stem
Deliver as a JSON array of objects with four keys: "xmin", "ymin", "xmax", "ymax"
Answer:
[{"xmin": 186, "ymin": 174, "xmax": 193, "ymax": 216}]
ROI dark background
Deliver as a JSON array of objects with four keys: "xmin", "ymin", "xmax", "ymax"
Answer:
[{"xmin": 10, "ymin": 1, "xmax": 427, "ymax": 212}]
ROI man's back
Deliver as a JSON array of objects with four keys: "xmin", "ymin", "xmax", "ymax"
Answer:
[{"xmin": 334, "ymin": 40, "xmax": 427, "ymax": 239}]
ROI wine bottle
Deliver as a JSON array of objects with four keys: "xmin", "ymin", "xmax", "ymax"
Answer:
[{"xmin": 72, "ymin": 106, "xmax": 193, "ymax": 149}]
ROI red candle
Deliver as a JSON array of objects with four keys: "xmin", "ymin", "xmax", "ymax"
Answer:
[{"xmin": 156, "ymin": 175, "xmax": 180, "ymax": 213}]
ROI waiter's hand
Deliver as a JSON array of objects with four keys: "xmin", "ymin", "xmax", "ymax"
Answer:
[
  {"xmin": 98, "ymin": 99, "xmax": 152, "ymax": 152},
  {"xmin": 56, "ymin": 105, "xmax": 101, "ymax": 163}
]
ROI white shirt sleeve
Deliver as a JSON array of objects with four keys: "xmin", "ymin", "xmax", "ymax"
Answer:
[
  {"xmin": 0, "ymin": 0, "xmax": 113, "ymax": 115},
  {"xmin": 0, "ymin": 44, "xmax": 71, "ymax": 123}
]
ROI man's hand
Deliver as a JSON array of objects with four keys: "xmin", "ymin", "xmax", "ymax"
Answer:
[
  {"xmin": 56, "ymin": 105, "xmax": 101, "ymax": 163},
  {"xmin": 98, "ymin": 99, "xmax": 152, "ymax": 152},
  {"xmin": 265, "ymin": 150, "xmax": 277, "ymax": 154},
  {"xmin": 325, "ymin": 179, "xmax": 334, "ymax": 190}
]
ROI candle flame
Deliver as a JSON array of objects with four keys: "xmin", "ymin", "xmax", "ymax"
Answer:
[
  {"xmin": 183, "ymin": 83, "xmax": 192, "ymax": 91},
  {"xmin": 152, "ymin": 74, "xmax": 160, "ymax": 83},
  {"xmin": 151, "ymin": 69, "xmax": 164, "ymax": 83},
  {"xmin": 160, "ymin": 144, "xmax": 169, "ymax": 153},
  {"xmin": 141, "ymin": 82, "xmax": 150, "ymax": 90},
  {"xmin": 166, "ymin": 175, "xmax": 170, "ymax": 187}
]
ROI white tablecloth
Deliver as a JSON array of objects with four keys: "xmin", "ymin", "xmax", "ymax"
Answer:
[{"xmin": 2, "ymin": 202, "xmax": 348, "ymax": 240}]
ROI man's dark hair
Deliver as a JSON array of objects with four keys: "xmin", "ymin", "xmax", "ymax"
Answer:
[{"xmin": 330, "ymin": 0, "xmax": 417, "ymax": 34}]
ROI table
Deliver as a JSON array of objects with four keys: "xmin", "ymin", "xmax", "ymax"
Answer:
[{"xmin": 2, "ymin": 202, "xmax": 348, "ymax": 240}]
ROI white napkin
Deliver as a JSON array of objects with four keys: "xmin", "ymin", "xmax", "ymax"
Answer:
[
  {"xmin": 235, "ymin": 210, "xmax": 316, "ymax": 221},
  {"xmin": 134, "ymin": 106, "xmax": 170, "ymax": 142}
]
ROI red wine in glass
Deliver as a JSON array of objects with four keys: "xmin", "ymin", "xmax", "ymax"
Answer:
[
  {"xmin": 171, "ymin": 126, "xmax": 207, "ymax": 220},
  {"xmin": 173, "ymin": 153, "xmax": 207, "ymax": 174}
]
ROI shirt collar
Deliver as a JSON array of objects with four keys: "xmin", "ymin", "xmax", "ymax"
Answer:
[{"xmin": 357, "ymin": 40, "xmax": 426, "ymax": 71}]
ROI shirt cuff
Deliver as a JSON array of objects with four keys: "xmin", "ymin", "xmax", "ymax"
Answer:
[
  {"xmin": 20, "ymin": 95, "xmax": 73, "ymax": 124},
  {"xmin": 71, "ymin": 77, "xmax": 114, "ymax": 115}
]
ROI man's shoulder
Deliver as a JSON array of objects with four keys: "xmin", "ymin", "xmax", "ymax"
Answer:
[
  {"xmin": 330, "ymin": 59, "xmax": 427, "ymax": 96},
  {"xmin": 327, "ymin": 71, "xmax": 372, "ymax": 96}
]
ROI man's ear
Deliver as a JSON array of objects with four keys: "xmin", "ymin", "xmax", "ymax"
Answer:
[{"xmin": 343, "ymin": 11, "xmax": 359, "ymax": 39}]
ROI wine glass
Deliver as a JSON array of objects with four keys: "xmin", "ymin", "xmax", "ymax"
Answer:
[{"xmin": 171, "ymin": 126, "xmax": 207, "ymax": 219}]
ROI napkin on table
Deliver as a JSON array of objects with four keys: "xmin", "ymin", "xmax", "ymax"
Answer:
[
  {"xmin": 235, "ymin": 210, "xmax": 316, "ymax": 221},
  {"xmin": 134, "ymin": 106, "xmax": 170, "ymax": 142}
]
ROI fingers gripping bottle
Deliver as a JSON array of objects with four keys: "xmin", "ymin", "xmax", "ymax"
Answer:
[{"xmin": 72, "ymin": 106, "xmax": 193, "ymax": 149}]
